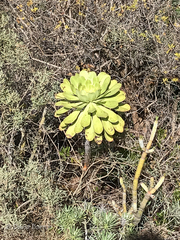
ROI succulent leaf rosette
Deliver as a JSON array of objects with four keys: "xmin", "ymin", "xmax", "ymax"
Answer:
[{"xmin": 55, "ymin": 70, "xmax": 130, "ymax": 144}]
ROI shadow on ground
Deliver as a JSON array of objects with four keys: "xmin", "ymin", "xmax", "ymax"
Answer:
[{"xmin": 125, "ymin": 229, "xmax": 164, "ymax": 240}]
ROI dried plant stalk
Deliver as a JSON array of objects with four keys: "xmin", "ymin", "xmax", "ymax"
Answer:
[
  {"xmin": 133, "ymin": 176, "xmax": 165, "ymax": 225},
  {"xmin": 132, "ymin": 117, "xmax": 158, "ymax": 212}
]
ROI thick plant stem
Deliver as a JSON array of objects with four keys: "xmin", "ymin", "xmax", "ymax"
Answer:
[
  {"xmin": 132, "ymin": 118, "xmax": 158, "ymax": 212},
  {"xmin": 83, "ymin": 139, "xmax": 91, "ymax": 171},
  {"xmin": 133, "ymin": 175, "xmax": 165, "ymax": 226},
  {"xmin": 132, "ymin": 152, "xmax": 147, "ymax": 212}
]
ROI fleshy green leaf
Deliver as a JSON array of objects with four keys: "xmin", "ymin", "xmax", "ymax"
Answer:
[
  {"xmin": 63, "ymin": 92, "xmax": 80, "ymax": 101},
  {"xmin": 115, "ymin": 104, "xmax": 131, "ymax": 112},
  {"xmin": 101, "ymin": 101, "xmax": 119, "ymax": 109},
  {"xmin": 55, "ymin": 101, "xmax": 72, "ymax": 108},
  {"xmin": 55, "ymin": 107, "xmax": 69, "ymax": 117},
  {"xmin": 60, "ymin": 78, "xmax": 73, "ymax": 93},
  {"xmin": 85, "ymin": 118, "xmax": 95, "ymax": 141},
  {"xmin": 55, "ymin": 92, "xmax": 66, "ymax": 100},
  {"xmin": 79, "ymin": 70, "xmax": 89, "ymax": 80},
  {"xmin": 63, "ymin": 110, "xmax": 81, "ymax": 124},
  {"xmin": 102, "ymin": 120, "xmax": 115, "ymax": 135}
]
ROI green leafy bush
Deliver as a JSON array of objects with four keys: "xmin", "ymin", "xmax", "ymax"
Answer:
[
  {"xmin": 0, "ymin": 12, "xmax": 66, "ymax": 235},
  {"xmin": 0, "ymin": 161, "xmax": 66, "ymax": 228},
  {"xmin": 0, "ymin": 13, "xmax": 60, "ymax": 165}
]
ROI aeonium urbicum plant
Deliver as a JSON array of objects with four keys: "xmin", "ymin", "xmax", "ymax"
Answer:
[{"xmin": 54, "ymin": 70, "xmax": 130, "ymax": 144}]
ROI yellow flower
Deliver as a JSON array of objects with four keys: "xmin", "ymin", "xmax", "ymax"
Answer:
[
  {"xmin": 27, "ymin": 0, "xmax": 33, "ymax": 6},
  {"xmin": 174, "ymin": 53, "xmax": 180, "ymax": 60},
  {"xmin": 154, "ymin": 15, "xmax": 159, "ymax": 22},
  {"xmin": 131, "ymin": 28, "xmax": 136, "ymax": 34},
  {"xmin": 31, "ymin": 7, "xmax": 38, "ymax": 12},
  {"xmin": 171, "ymin": 78, "xmax": 179, "ymax": 82},
  {"xmin": 54, "ymin": 21, "xmax": 62, "ymax": 30},
  {"xmin": 54, "ymin": 24, "xmax": 61, "ymax": 30},
  {"xmin": 168, "ymin": 44, "xmax": 174, "ymax": 48},
  {"xmin": 161, "ymin": 16, "xmax": 168, "ymax": 22},
  {"xmin": 154, "ymin": 35, "xmax": 162, "ymax": 44},
  {"xmin": 166, "ymin": 44, "xmax": 175, "ymax": 54},
  {"xmin": 111, "ymin": 4, "xmax": 116, "ymax": 11},
  {"xmin": 139, "ymin": 32, "xmax": 146, "ymax": 38},
  {"xmin": 76, "ymin": 0, "xmax": 84, "ymax": 5},
  {"xmin": 162, "ymin": 78, "xmax": 169, "ymax": 84},
  {"xmin": 16, "ymin": 5, "xmax": 23, "ymax": 12},
  {"xmin": 127, "ymin": 0, "xmax": 138, "ymax": 10}
]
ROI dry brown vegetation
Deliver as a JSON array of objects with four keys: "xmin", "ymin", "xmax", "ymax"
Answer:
[{"xmin": 0, "ymin": 0, "xmax": 180, "ymax": 239}]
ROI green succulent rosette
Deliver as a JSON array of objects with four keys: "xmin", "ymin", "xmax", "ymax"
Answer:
[{"xmin": 55, "ymin": 70, "xmax": 130, "ymax": 144}]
